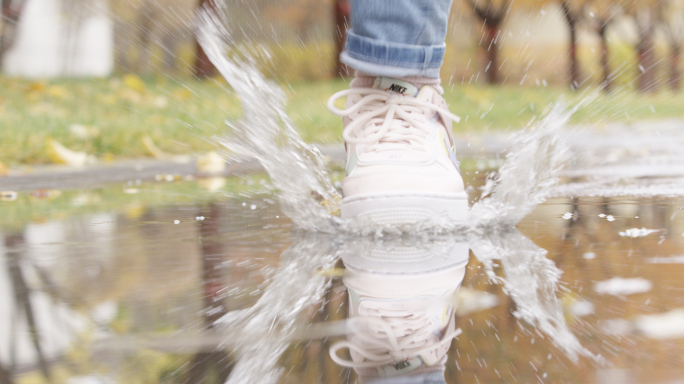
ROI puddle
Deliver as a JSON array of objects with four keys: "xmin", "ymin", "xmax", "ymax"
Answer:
[{"xmin": 2, "ymin": 162, "xmax": 684, "ymax": 384}]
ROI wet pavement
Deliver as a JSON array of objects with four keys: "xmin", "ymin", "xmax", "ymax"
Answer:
[{"xmin": 2, "ymin": 142, "xmax": 684, "ymax": 383}]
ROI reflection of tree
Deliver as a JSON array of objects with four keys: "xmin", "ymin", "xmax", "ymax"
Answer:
[
  {"xmin": 555, "ymin": 197, "xmax": 618, "ymax": 280},
  {"xmin": 183, "ymin": 202, "xmax": 233, "ymax": 383},
  {"xmin": 4, "ymin": 230, "xmax": 52, "ymax": 383},
  {"xmin": 0, "ymin": 359, "xmax": 12, "ymax": 384}
]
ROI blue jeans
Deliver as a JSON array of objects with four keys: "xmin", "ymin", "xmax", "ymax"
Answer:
[{"xmin": 341, "ymin": 0, "xmax": 453, "ymax": 79}]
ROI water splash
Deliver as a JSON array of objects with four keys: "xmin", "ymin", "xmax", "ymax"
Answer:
[
  {"xmin": 468, "ymin": 102, "xmax": 578, "ymax": 228},
  {"xmin": 467, "ymin": 99, "xmax": 603, "ymax": 362},
  {"xmin": 196, "ymin": 4, "xmax": 602, "ymax": 378},
  {"xmin": 196, "ymin": 6, "xmax": 340, "ymax": 232},
  {"xmin": 470, "ymin": 228, "xmax": 601, "ymax": 363},
  {"xmin": 214, "ymin": 233, "xmax": 338, "ymax": 384}
]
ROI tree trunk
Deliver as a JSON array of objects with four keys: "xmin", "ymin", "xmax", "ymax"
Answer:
[
  {"xmin": 598, "ymin": 23, "xmax": 612, "ymax": 93},
  {"xmin": 560, "ymin": 0, "xmax": 581, "ymax": 90},
  {"xmin": 194, "ymin": 0, "xmax": 218, "ymax": 79},
  {"xmin": 636, "ymin": 37, "xmax": 657, "ymax": 92},
  {"xmin": 670, "ymin": 44, "xmax": 680, "ymax": 91},
  {"xmin": 635, "ymin": 11, "xmax": 658, "ymax": 93},
  {"xmin": 466, "ymin": 0, "xmax": 509, "ymax": 85},
  {"xmin": 0, "ymin": 0, "xmax": 24, "ymax": 65},
  {"xmin": 161, "ymin": 30, "xmax": 179, "ymax": 73},
  {"xmin": 333, "ymin": 0, "xmax": 350, "ymax": 78},
  {"xmin": 569, "ymin": 28, "xmax": 580, "ymax": 89},
  {"xmin": 136, "ymin": 0, "xmax": 154, "ymax": 74},
  {"xmin": 484, "ymin": 24, "xmax": 500, "ymax": 84}
]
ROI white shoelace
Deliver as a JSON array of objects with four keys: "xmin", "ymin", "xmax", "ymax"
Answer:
[
  {"xmin": 327, "ymin": 88, "xmax": 461, "ymax": 154},
  {"xmin": 329, "ymin": 303, "xmax": 462, "ymax": 369}
]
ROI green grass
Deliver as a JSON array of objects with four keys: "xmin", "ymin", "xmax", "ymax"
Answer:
[
  {"xmin": 0, "ymin": 172, "xmax": 273, "ymax": 232},
  {"xmin": 2, "ymin": 74, "xmax": 684, "ymax": 165}
]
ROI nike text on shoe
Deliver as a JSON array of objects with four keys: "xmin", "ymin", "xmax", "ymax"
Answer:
[{"xmin": 328, "ymin": 77, "xmax": 468, "ymax": 225}]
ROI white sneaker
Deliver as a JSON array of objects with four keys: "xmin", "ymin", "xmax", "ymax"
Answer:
[
  {"xmin": 329, "ymin": 238, "xmax": 468, "ymax": 380},
  {"xmin": 328, "ymin": 77, "xmax": 468, "ymax": 225}
]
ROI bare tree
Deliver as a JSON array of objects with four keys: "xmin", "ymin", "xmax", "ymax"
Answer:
[
  {"xmin": 194, "ymin": 0, "xmax": 218, "ymax": 78},
  {"xmin": 659, "ymin": 0, "xmax": 684, "ymax": 91},
  {"xmin": 634, "ymin": 6, "xmax": 659, "ymax": 92},
  {"xmin": 585, "ymin": 1, "xmax": 622, "ymax": 93},
  {"xmin": 465, "ymin": 0, "xmax": 510, "ymax": 84},
  {"xmin": 560, "ymin": 0, "xmax": 588, "ymax": 90},
  {"xmin": 0, "ymin": 0, "xmax": 25, "ymax": 65}
]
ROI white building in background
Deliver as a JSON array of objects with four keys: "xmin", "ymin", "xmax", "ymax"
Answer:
[{"xmin": 2, "ymin": 0, "xmax": 113, "ymax": 78}]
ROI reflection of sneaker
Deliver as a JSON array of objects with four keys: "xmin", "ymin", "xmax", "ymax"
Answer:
[
  {"xmin": 328, "ymin": 77, "xmax": 468, "ymax": 225},
  {"xmin": 330, "ymin": 238, "xmax": 468, "ymax": 381}
]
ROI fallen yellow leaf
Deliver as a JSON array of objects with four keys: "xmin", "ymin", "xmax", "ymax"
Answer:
[
  {"xmin": 122, "ymin": 74, "xmax": 146, "ymax": 93},
  {"xmin": 317, "ymin": 268, "xmax": 346, "ymax": 277},
  {"xmin": 142, "ymin": 136, "xmax": 191, "ymax": 163},
  {"xmin": 1, "ymin": 191, "xmax": 17, "ymax": 201},
  {"xmin": 172, "ymin": 88, "xmax": 193, "ymax": 100},
  {"xmin": 26, "ymin": 81, "xmax": 46, "ymax": 93},
  {"xmin": 197, "ymin": 151, "xmax": 226, "ymax": 173},
  {"xmin": 46, "ymin": 85, "xmax": 68, "ymax": 99},
  {"xmin": 321, "ymin": 193, "xmax": 342, "ymax": 216},
  {"xmin": 124, "ymin": 202, "xmax": 146, "ymax": 219},
  {"xmin": 69, "ymin": 124, "xmax": 100, "ymax": 139},
  {"xmin": 118, "ymin": 89, "xmax": 143, "ymax": 103},
  {"xmin": 0, "ymin": 161, "xmax": 8, "ymax": 176},
  {"xmin": 46, "ymin": 138, "xmax": 94, "ymax": 166},
  {"xmin": 197, "ymin": 176, "xmax": 226, "ymax": 191}
]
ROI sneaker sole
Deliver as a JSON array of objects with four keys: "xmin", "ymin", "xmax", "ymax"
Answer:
[{"xmin": 341, "ymin": 192, "xmax": 469, "ymax": 224}]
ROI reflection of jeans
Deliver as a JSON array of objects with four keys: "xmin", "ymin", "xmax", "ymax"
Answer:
[
  {"xmin": 366, "ymin": 371, "xmax": 447, "ymax": 384},
  {"xmin": 341, "ymin": 0, "xmax": 453, "ymax": 78}
]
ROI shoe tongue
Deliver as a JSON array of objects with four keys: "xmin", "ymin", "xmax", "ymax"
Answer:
[{"xmin": 373, "ymin": 77, "xmax": 419, "ymax": 97}]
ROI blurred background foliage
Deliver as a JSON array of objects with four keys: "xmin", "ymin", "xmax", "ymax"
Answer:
[
  {"xmin": 3, "ymin": 0, "xmax": 681, "ymax": 89},
  {"xmin": 100, "ymin": 0, "xmax": 684, "ymax": 91},
  {"xmin": 2, "ymin": 0, "xmax": 684, "ymax": 166}
]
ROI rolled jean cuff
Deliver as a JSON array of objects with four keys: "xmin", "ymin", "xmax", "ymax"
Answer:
[{"xmin": 340, "ymin": 31, "xmax": 445, "ymax": 79}]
